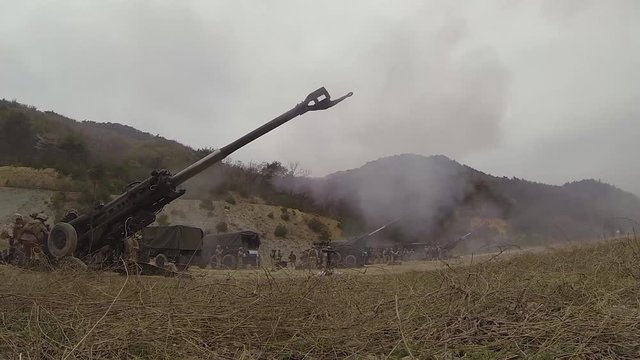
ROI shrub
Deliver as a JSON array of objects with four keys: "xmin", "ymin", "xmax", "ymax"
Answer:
[
  {"xmin": 225, "ymin": 196, "xmax": 236, "ymax": 205},
  {"xmin": 170, "ymin": 209, "xmax": 186, "ymax": 219},
  {"xmin": 274, "ymin": 224, "xmax": 287, "ymax": 238},
  {"xmin": 199, "ymin": 199, "xmax": 215, "ymax": 211},
  {"xmin": 156, "ymin": 213, "xmax": 169, "ymax": 226},
  {"xmin": 216, "ymin": 221, "xmax": 228, "ymax": 233},
  {"xmin": 317, "ymin": 229, "xmax": 331, "ymax": 241},
  {"xmin": 267, "ymin": 212, "xmax": 274, "ymax": 219},
  {"xmin": 307, "ymin": 217, "xmax": 331, "ymax": 241},
  {"xmin": 280, "ymin": 212, "xmax": 290, "ymax": 221},
  {"xmin": 307, "ymin": 217, "xmax": 327, "ymax": 234}
]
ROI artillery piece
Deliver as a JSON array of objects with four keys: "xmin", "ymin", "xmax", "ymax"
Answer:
[{"xmin": 45, "ymin": 88, "xmax": 352, "ymax": 266}]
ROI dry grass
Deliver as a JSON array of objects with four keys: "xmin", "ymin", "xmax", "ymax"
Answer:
[
  {"xmin": 1, "ymin": 239, "xmax": 640, "ymax": 359},
  {"xmin": 0, "ymin": 166, "xmax": 79, "ymax": 191}
]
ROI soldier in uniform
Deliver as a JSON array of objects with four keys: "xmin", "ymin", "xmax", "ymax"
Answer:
[
  {"xmin": 19, "ymin": 214, "xmax": 48, "ymax": 259},
  {"xmin": 288, "ymin": 250, "xmax": 297, "ymax": 269},
  {"xmin": 125, "ymin": 234, "xmax": 140, "ymax": 262},
  {"xmin": 215, "ymin": 244, "xmax": 223, "ymax": 269},
  {"xmin": 237, "ymin": 246, "xmax": 246, "ymax": 269},
  {"xmin": 164, "ymin": 262, "xmax": 178, "ymax": 273},
  {"xmin": 313, "ymin": 248, "xmax": 322, "ymax": 269},
  {"xmin": 91, "ymin": 245, "xmax": 112, "ymax": 269}
]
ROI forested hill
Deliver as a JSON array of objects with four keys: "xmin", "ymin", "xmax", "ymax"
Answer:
[
  {"xmin": 2, "ymin": 99, "xmax": 639, "ymax": 247},
  {"xmin": 0, "ymin": 99, "xmax": 198, "ymax": 192},
  {"xmin": 292, "ymin": 154, "xmax": 640, "ymax": 246}
]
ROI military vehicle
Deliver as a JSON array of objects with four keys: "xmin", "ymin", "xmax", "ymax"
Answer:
[
  {"xmin": 41, "ymin": 88, "xmax": 352, "ymax": 269},
  {"xmin": 314, "ymin": 220, "xmax": 398, "ymax": 268},
  {"xmin": 138, "ymin": 225, "xmax": 204, "ymax": 270},
  {"xmin": 200, "ymin": 230, "xmax": 261, "ymax": 269}
]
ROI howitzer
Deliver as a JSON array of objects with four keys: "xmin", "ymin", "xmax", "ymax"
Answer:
[{"xmin": 45, "ymin": 88, "xmax": 353, "ymax": 264}]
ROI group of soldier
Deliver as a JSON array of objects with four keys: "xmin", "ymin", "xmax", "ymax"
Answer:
[
  {"xmin": 0, "ymin": 213, "xmax": 50, "ymax": 266},
  {"xmin": 269, "ymin": 248, "xmax": 297, "ymax": 269}
]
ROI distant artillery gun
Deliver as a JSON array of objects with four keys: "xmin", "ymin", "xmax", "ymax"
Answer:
[
  {"xmin": 43, "ymin": 88, "xmax": 352, "ymax": 268},
  {"xmin": 410, "ymin": 232, "xmax": 473, "ymax": 260},
  {"xmin": 310, "ymin": 220, "xmax": 399, "ymax": 268}
]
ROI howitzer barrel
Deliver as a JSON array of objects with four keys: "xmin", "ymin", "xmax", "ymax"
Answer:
[{"xmin": 171, "ymin": 87, "xmax": 352, "ymax": 185}]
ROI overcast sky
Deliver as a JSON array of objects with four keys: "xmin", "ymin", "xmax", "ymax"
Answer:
[{"xmin": 1, "ymin": 1, "xmax": 639, "ymax": 195}]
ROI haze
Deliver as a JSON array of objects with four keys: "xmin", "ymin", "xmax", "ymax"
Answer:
[{"xmin": 1, "ymin": 1, "xmax": 638, "ymax": 195}]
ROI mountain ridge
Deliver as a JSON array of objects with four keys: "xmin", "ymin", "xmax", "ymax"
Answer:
[{"xmin": 2, "ymin": 99, "xmax": 638, "ymax": 248}]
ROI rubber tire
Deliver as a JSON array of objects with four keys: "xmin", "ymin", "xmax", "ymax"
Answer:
[
  {"xmin": 344, "ymin": 254, "xmax": 357, "ymax": 267},
  {"xmin": 222, "ymin": 254, "xmax": 236, "ymax": 269},
  {"xmin": 155, "ymin": 253, "xmax": 167, "ymax": 268},
  {"xmin": 47, "ymin": 222, "xmax": 78, "ymax": 259}
]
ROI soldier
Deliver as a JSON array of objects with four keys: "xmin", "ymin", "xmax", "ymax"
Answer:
[
  {"xmin": 288, "ymin": 250, "xmax": 297, "ymax": 269},
  {"xmin": 392, "ymin": 248, "xmax": 400, "ymax": 264},
  {"xmin": 19, "ymin": 214, "xmax": 48, "ymax": 258},
  {"xmin": 164, "ymin": 262, "xmax": 178, "ymax": 273},
  {"xmin": 237, "ymin": 246, "xmax": 246, "ymax": 269},
  {"xmin": 276, "ymin": 249, "xmax": 283, "ymax": 262},
  {"xmin": 125, "ymin": 234, "xmax": 140, "ymax": 262},
  {"xmin": 215, "ymin": 244, "xmax": 223, "ymax": 269},
  {"xmin": 61, "ymin": 209, "xmax": 79, "ymax": 223},
  {"xmin": 382, "ymin": 248, "xmax": 389, "ymax": 264},
  {"xmin": 91, "ymin": 245, "xmax": 112, "ymax": 269}
]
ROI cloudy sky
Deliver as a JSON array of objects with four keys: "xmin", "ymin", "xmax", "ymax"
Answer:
[{"xmin": 1, "ymin": 1, "xmax": 639, "ymax": 195}]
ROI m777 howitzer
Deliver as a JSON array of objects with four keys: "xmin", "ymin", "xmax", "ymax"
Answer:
[
  {"xmin": 45, "ymin": 88, "xmax": 353, "ymax": 265},
  {"xmin": 311, "ymin": 219, "xmax": 399, "ymax": 268}
]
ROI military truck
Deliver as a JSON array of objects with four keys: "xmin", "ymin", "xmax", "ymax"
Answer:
[
  {"xmin": 138, "ymin": 225, "xmax": 203, "ymax": 270},
  {"xmin": 200, "ymin": 230, "xmax": 261, "ymax": 269}
]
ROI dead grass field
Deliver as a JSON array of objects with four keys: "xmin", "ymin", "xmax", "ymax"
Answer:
[{"xmin": 2, "ymin": 238, "xmax": 640, "ymax": 359}]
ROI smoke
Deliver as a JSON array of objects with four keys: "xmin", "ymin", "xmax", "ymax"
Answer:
[{"xmin": 294, "ymin": 154, "xmax": 512, "ymax": 247}]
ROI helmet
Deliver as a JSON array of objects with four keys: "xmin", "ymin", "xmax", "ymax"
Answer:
[{"xmin": 35, "ymin": 213, "xmax": 48, "ymax": 222}]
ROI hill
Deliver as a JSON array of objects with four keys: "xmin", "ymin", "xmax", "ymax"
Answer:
[
  {"xmin": 284, "ymin": 154, "xmax": 640, "ymax": 249},
  {"xmin": 2, "ymin": 99, "xmax": 638, "ymax": 251},
  {"xmin": 0, "ymin": 99, "xmax": 198, "ymax": 190}
]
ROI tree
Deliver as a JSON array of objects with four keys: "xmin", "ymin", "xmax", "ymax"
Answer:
[
  {"xmin": 59, "ymin": 133, "xmax": 89, "ymax": 163},
  {"xmin": 1, "ymin": 111, "xmax": 34, "ymax": 157}
]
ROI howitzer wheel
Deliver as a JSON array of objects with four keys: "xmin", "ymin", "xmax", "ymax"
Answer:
[
  {"xmin": 155, "ymin": 254, "xmax": 168, "ymax": 268},
  {"xmin": 47, "ymin": 222, "xmax": 78, "ymax": 258},
  {"xmin": 344, "ymin": 255, "xmax": 357, "ymax": 267}
]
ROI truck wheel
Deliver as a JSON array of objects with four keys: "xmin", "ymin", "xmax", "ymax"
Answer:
[
  {"xmin": 155, "ymin": 254, "xmax": 167, "ymax": 268},
  {"xmin": 47, "ymin": 223, "xmax": 78, "ymax": 259},
  {"xmin": 222, "ymin": 254, "xmax": 236, "ymax": 269},
  {"xmin": 344, "ymin": 255, "xmax": 357, "ymax": 267}
]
